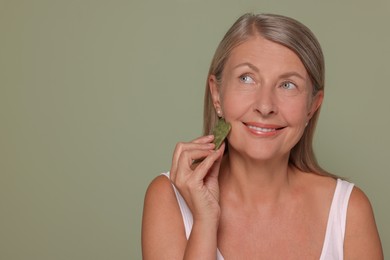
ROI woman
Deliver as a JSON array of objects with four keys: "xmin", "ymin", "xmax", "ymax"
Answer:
[{"xmin": 142, "ymin": 13, "xmax": 383, "ymax": 259}]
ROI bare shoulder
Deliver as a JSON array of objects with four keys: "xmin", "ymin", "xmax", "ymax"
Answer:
[
  {"xmin": 346, "ymin": 186, "xmax": 379, "ymax": 234},
  {"xmin": 142, "ymin": 174, "xmax": 187, "ymax": 259},
  {"xmin": 294, "ymin": 172, "xmax": 383, "ymax": 259},
  {"xmin": 144, "ymin": 174, "xmax": 176, "ymax": 204},
  {"xmin": 344, "ymin": 185, "xmax": 384, "ymax": 259},
  {"xmin": 348, "ymin": 185, "xmax": 373, "ymax": 214},
  {"xmin": 296, "ymin": 171, "xmax": 337, "ymax": 199}
]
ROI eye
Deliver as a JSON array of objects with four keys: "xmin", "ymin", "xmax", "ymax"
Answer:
[
  {"xmin": 278, "ymin": 81, "xmax": 301, "ymax": 96},
  {"xmin": 239, "ymin": 74, "xmax": 255, "ymax": 84},
  {"xmin": 280, "ymin": 81, "xmax": 297, "ymax": 90}
]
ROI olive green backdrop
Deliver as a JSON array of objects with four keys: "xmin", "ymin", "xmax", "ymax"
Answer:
[{"xmin": 1, "ymin": 0, "xmax": 389, "ymax": 259}]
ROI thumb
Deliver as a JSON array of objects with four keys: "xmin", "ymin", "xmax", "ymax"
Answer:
[
  {"xmin": 194, "ymin": 142, "xmax": 225, "ymax": 180},
  {"xmin": 208, "ymin": 142, "xmax": 225, "ymax": 177}
]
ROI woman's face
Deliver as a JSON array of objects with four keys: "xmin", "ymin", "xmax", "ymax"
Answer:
[{"xmin": 209, "ymin": 36, "xmax": 323, "ymax": 162}]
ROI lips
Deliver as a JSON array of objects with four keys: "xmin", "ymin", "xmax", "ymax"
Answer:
[{"xmin": 244, "ymin": 122, "xmax": 285, "ymax": 136}]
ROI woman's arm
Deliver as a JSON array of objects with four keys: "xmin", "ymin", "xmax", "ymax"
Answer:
[
  {"xmin": 142, "ymin": 175, "xmax": 221, "ymax": 260},
  {"xmin": 142, "ymin": 136, "xmax": 224, "ymax": 259},
  {"xmin": 142, "ymin": 175, "xmax": 187, "ymax": 259},
  {"xmin": 344, "ymin": 186, "xmax": 383, "ymax": 259}
]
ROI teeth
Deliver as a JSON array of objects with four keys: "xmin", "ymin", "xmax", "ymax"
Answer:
[{"xmin": 247, "ymin": 125, "xmax": 276, "ymax": 132}]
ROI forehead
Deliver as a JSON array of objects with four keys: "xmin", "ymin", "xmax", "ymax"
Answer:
[{"xmin": 225, "ymin": 36, "xmax": 308, "ymax": 78}]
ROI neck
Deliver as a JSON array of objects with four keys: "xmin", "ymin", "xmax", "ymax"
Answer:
[{"xmin": 219, "ymin": 150, "xmax": 295, "ymax": 206}]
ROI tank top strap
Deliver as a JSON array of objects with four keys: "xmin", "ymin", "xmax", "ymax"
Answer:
[
  {"xmin": 320, "ymin": 178, "xmax": 354, "ymax": 260},
  {"xmin": 161, "ymin": 172, "xmax": 193, "ymax": 239}
]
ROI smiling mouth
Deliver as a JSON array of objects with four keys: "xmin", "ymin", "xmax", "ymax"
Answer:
[
  {"xmin": 247, "ymin": 125, "xmax": 277, "ymax": 132},
  {"xmin": 244, "ymin": 123, "xmax": 286, "ymax": 133}
]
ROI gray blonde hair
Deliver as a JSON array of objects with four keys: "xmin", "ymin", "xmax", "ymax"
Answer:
[{"xmin": 203, "ymin": 13, "xmax": 336, "ymax": 177}]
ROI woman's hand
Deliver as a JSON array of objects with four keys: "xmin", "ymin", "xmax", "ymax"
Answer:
[
  {"xmin": 170, "ymin": 135, "xmax": 225, "ymax": 223},
  {"xmin": 142, "ymin": 136, "xmax": 225, "ymax": 260}
]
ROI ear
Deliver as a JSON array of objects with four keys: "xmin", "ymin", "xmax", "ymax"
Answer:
[
  {"xmin": 307, "ymin": 91, "xmax": 324, "ymax": 119},
  {"xmin": 209, "ymin": 75, "xmax": 222, "ymax": 111}
]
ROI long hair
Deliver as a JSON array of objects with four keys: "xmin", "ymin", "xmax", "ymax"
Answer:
[{"xmin": 203, "ymin": 13, "xmax": 337, "ymax": 177}]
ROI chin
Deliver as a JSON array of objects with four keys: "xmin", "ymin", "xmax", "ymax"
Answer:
[{"xmin": 229, "ymin": 144, "xmax": 281, "ymax": 162}]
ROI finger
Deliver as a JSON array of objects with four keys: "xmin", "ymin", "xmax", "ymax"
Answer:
[
  {"xmin": 178, "ymin": 149, "xmax": 214, "ymax": 169},
  {"xmin": 193, "ymin": 146, "xmax": 224, "ymax": 181},
  {"xmin": 191, "ymin": 139, "xmax": 221, "ymax": 165},
  {"xmin": 171, "ymin": 141, "xmax": 215, "ymax": 178},
  {"xmin": 216, "ymin": 142, "xmax": 226, "ymax": 156},
  {"xmin": 207, "ymin": 143, "xmax": 225, "ymax": 177},
  {"xmin": 174, "ymin": 149, "xmax": 214, "ymax": 184},
  {"xmin": 191, "ymin": 134, "xmax": 214, "ymax": 144}
]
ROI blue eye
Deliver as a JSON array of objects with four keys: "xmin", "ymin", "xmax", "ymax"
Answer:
[
  {"xmin": 278, "ymin": 81, "xmax": 301, "ymax": 96},
  {"xmin": 281, "ymin": 81, "xmax": 296, "ymax": 90},
  {"xmin": 239, "ymin": 75, "xmax": 255, "ymax": 84}
]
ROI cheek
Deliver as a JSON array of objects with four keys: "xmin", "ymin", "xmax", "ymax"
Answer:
[
  {"xmin": 288, "ymin": 108, "xmax": 312, "ymax": 132},
  {"xmin": 283, "ymin": 103, "xmax": 309, "ymax": 123},
  {"xmin": 221, "ymin": 92, "xmax": 252, "ymax": 119},
  {"xmin": 280, "ymin": 93, "xmax": 313, "ymax": 119}
]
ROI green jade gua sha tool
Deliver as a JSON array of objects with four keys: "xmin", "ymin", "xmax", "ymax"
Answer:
[{"xmin": 212, "ymin": 118, "xmax": 231, "ymax": 150}]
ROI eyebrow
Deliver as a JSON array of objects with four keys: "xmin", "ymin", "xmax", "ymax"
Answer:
[
  {"xmin": 233, "ymin": 62, "xmax": 259, "ymax": 72},
  {"xmin": 233, "ymin": 62, "xmax": 306, "ymax": 80},
  {"xmin": 278, "ymin": 71, "xmax": 306, "ymax": 81}
]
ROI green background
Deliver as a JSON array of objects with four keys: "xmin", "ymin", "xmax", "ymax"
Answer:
[{"xmin": 1, "ymin": 0, "xmax": 389, "ymax": 259}]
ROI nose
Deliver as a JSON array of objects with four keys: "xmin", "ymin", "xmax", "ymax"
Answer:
[{"xmin": 254, "ymin": 86, "xmax": 277, "ymax": 116}]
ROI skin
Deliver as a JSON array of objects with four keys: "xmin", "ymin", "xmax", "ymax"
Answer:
[{"xmin": 142, "ymin": 36, "xmax": 383, "ymax": 259}]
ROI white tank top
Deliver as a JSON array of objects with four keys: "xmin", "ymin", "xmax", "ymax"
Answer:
[{"xmin": 162, "ymin": 172, "xmax": 354, "ymax": 260}]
